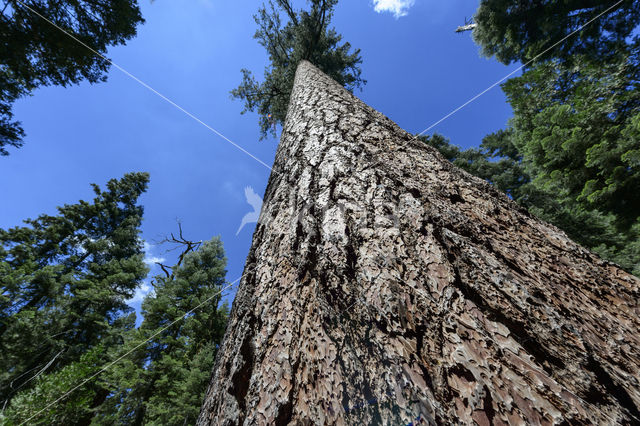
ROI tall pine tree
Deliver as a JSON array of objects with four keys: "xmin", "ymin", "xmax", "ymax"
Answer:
[
  {"xmin": 96, "ymin": 236, "xmax": 229, "ymax": 426},
  {"xmin": 0, "ymin": 172, "xmax": 149, "ymax": 414},
  {"xmin": 231, "ymin": 0, "xmax": 365, "ymax": 138}
]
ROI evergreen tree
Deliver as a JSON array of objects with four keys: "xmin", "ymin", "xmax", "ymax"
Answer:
[
  {"xmin": 97, "ymin": 236, "xmax": 229, "ymax": 425},
  {"xmin": 473, "ymin": 0, "xmax": 639, "ymax": 65},
  {"xmin": 197, "ymin": 59, "xmax": 640, "ymax": 426},
  {"xmin": 501, "ymin": 45, "xmax": 640, "ymax": 230},
  {"xmin": 231, "ymin": 0, "xmax": 365, "ymax": 138},
  {"xmin": 1, "ymin": 0, "xmax": 145, "ymax": 155},
  {"xmin": 0, "ymin": 173, "xmax": 149, "ymax": 411},
  {"xmin": 0, "ymin": 342, "xmax": 128, "ymax": 425},
  {"xmin": 456, "ymin": 0, "xmax": 640, "ymax": 275}
]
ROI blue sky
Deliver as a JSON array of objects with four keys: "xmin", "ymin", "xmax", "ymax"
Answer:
[{"xmin": 0, "ymin": 0, "xmax": 518, "ymax": 319}]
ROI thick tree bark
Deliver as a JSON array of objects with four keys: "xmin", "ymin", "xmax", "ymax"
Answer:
[{"xmin": 198, "ymin": 61, "xmax": 640, "ymax": 425}]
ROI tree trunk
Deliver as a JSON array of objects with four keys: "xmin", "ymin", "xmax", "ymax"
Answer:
[{"xmin": 197, "ymin": 61, "xmax": 640, "ymax": 425}]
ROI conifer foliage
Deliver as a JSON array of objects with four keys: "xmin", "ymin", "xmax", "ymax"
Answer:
[
  {"xmin": 96, "ymin": 236, "xmax": 229, "ymax": 426},
  {"xmin": 423, "ymin": 0, "xmax": 640, "ymax": 276},
  {"xmin": 473, "ymin": 0, "xmax": 640, "ymax": 65},
  {"xmin": 0, "ymin": 172, "xmax": 149, "ymax": 421},
  {"xmin": 1, "ymin": 177, "xmax": 230, "ymax": 424},
  {"xmin": 231, "ymin": 0, "xmax": 365, "ymax": 138},
  {"xmin": 0, "ymin": 0, "xmax": 145, "ymax": 155}
]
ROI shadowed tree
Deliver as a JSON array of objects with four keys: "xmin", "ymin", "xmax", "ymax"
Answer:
[
  {"xmin": 460, "ymin": 0, "xmax": 640, "ymax": 275},
  {"xmin": 472, "ymin": 0, "xmax": 640, "ymax": 65},
  {"xmin": 0, "ymin": 173, "xmax": 149, "ymax": 413},
  {"xmin": 0, "ymin": 0, "xmax": 144, "ymax": 155}
]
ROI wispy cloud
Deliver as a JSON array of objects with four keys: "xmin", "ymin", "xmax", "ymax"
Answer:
[
  {"xmin": 128, "ymin": 241, "xmax": 163, "ymax": 308},
  {"xmin": 144, "ymin": 255, "xmax": 166, "ymax": 265},
  {"xmin": 143, "ymin": 241, "xmax": 166, "ymax": 266},
  {"xmin": 128, "ymin": 280, "xmax": 153, "ymax": 304},
  {"xmin": 372, "ymin": 0, "xmax": 415, "ymax": 18}
]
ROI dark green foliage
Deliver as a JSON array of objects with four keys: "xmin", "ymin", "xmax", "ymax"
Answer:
[
  {"xmin": 0, "ymin": 173, "xmax": 149, "ymax": 412},
  {"xmin": 0, "ymin": 0, "xmax": 144, "ymax": 155},
  {"xmin": 473, "ymin": 0, "xmax": 640, "ymax": 65},
  {"xmin": 1, "ymin": 346, "xmax": 102, "ymax": 425},
  {"xmin": 0, "ymin": 69, "xmax": 26, "ymax": 155},
  {"xmin": 502, "ymin": 45, "xmax": 640, "ymax": 231},
  {"xmin": 0, "ymin": 342, "xmax": 129, "ymax": 425},
  {"xmin": 96, "ymin": 237, "xmax": 229, "ymax": 425},
  {"xmin": 231, "ymin": 0, "xmax": 365, "ymax": 138},
  {"xmin": 458, "ymin": 0, "xmax": 640, "ymax": 276},
  {"xmin": 502, "ymin": 47, "xmax": 640, "ymax": 274}
]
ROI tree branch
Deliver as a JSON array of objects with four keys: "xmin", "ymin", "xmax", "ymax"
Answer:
[{"xmin": 277, "ymin": 0, "xmax": 298, "ymax": 25}]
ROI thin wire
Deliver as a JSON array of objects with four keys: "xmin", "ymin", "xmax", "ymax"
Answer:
[
  {"xmin": 7, "ymin": 349, "xmax": 64, "ymax": 398},
  {"xmin": 13, "ymin": 0, "xmax": 273, "ymax": 172},
  {"xmin": 416, "ymin": 0, "xmax": 624, "ymax": 136},
  {"xmin": 14, "ymin": 0, "xmax": 624, "ymax": 164},
  {"xmin": 1, "ymin": 328, "xmax": 76, "ymax": 400},
  {"xmin": 13, "ymin": 0, "xmax": 626, "ymax": 423},
  {"xmin": 20, "ymin": 275, "xmax": 243, "ymax": 425}
]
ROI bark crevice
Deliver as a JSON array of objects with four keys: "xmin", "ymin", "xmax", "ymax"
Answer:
[{"xmin": 197, "ymin": 60, "xmax": 640, "ymax": 425}]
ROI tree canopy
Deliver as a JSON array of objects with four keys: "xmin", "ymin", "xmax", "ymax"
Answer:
[
  {"xmin": 231, "ymin": 0, "xmax": 365, "ymax": 139},
  {"xmin": 0, "ymin": 172, "xmax": 149, "ymax": 418},
  {"xmin": 430, "ymin": 0, "xmax": 638, "ymax": 276},
  {"xmin": 1, "ymin": 209, "xmax": 231, "ymax": 424},
  {"xmin": 94, "ymin": 236, "xmax": 229, "ymax": 426},
  {"xmin": 473, "ymin": 0, "xmax": 640, "ymax": 65},
  {"xmin": 0, "ymin": 0, "xmax": 144, "ymax": 155},
  {"xmin": 503, "ymin": 45, "xmax": 640, "ymax": 231}
]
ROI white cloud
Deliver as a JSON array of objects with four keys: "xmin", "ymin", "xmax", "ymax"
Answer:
[
  {"xmin": 142, "ymin": 241, "xmax": 166, "ymax": 266},
  {"xmin": 144, "ymin": 256, "xmax": 166, "ymax": 265},
  {"xmin": 372, "ymin": 0, "xmax": 415, "ymax": 18},
  {"xmin": 128, "ymin": 281, "xmax": 153, "ymax": 304}
]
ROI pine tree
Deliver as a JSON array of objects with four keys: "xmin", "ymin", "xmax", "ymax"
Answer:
[
  {"xmin": 97, "ymin": 236, "xmax": 229, "ymax": 426},
  {"xmin": 0, "ymin": 172, "xmax": 149, "ymax": 412},
  {"xmin": 501, "ymin": 46, "xmax": 640, "ymax": 230},
  {"xmin": 231, "ymin": 0, "xmax": 365, "ymax": 139},
  {"xmin": 458, "ymin": 0, "xmax": 640, "ymax": 275},
  {"xmin": 473, "ymin": 0, "xmax": 639, "ymax": 65},
  {"xmin": 197, "ymin": 60, "xmax": 640, "ymax": 425}
]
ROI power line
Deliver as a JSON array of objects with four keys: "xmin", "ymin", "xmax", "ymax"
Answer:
[
  {"xmin": 416, "ymin": 0, "xmax": 624, "ymax": 136},
  {"xmin": 14, "ymin": 0, "xmax": 273, "ymax": 172},
  {"xmin": 20, "ymin": 275, "xmax": 242, "ymax": 425}
]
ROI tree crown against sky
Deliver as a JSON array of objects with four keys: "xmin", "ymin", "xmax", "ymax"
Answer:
[
  {"xmin": 0, "ymin": 0, "xmax": 144, "ymax": 155},
  {"xmin": 0, "ymin": 187, "xmax": 231, "ymax": 424},
  {"xmin": 0, "ymin": 172, "xmax": 149, "ymax": 409},
  {"xmin": 423, "ymin": 2, "xmax": 640, "ymax": 276},
  {"xmin": 473, "ymin": 0, "xmax": 640, "ymax": 65},
  {"xmin": 92, "ymin": 237, "xmax": 229, "ymax": 426},
  {"xmin": 231, "ymin": 0, "xmax": 365, "ymax": 139}
]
